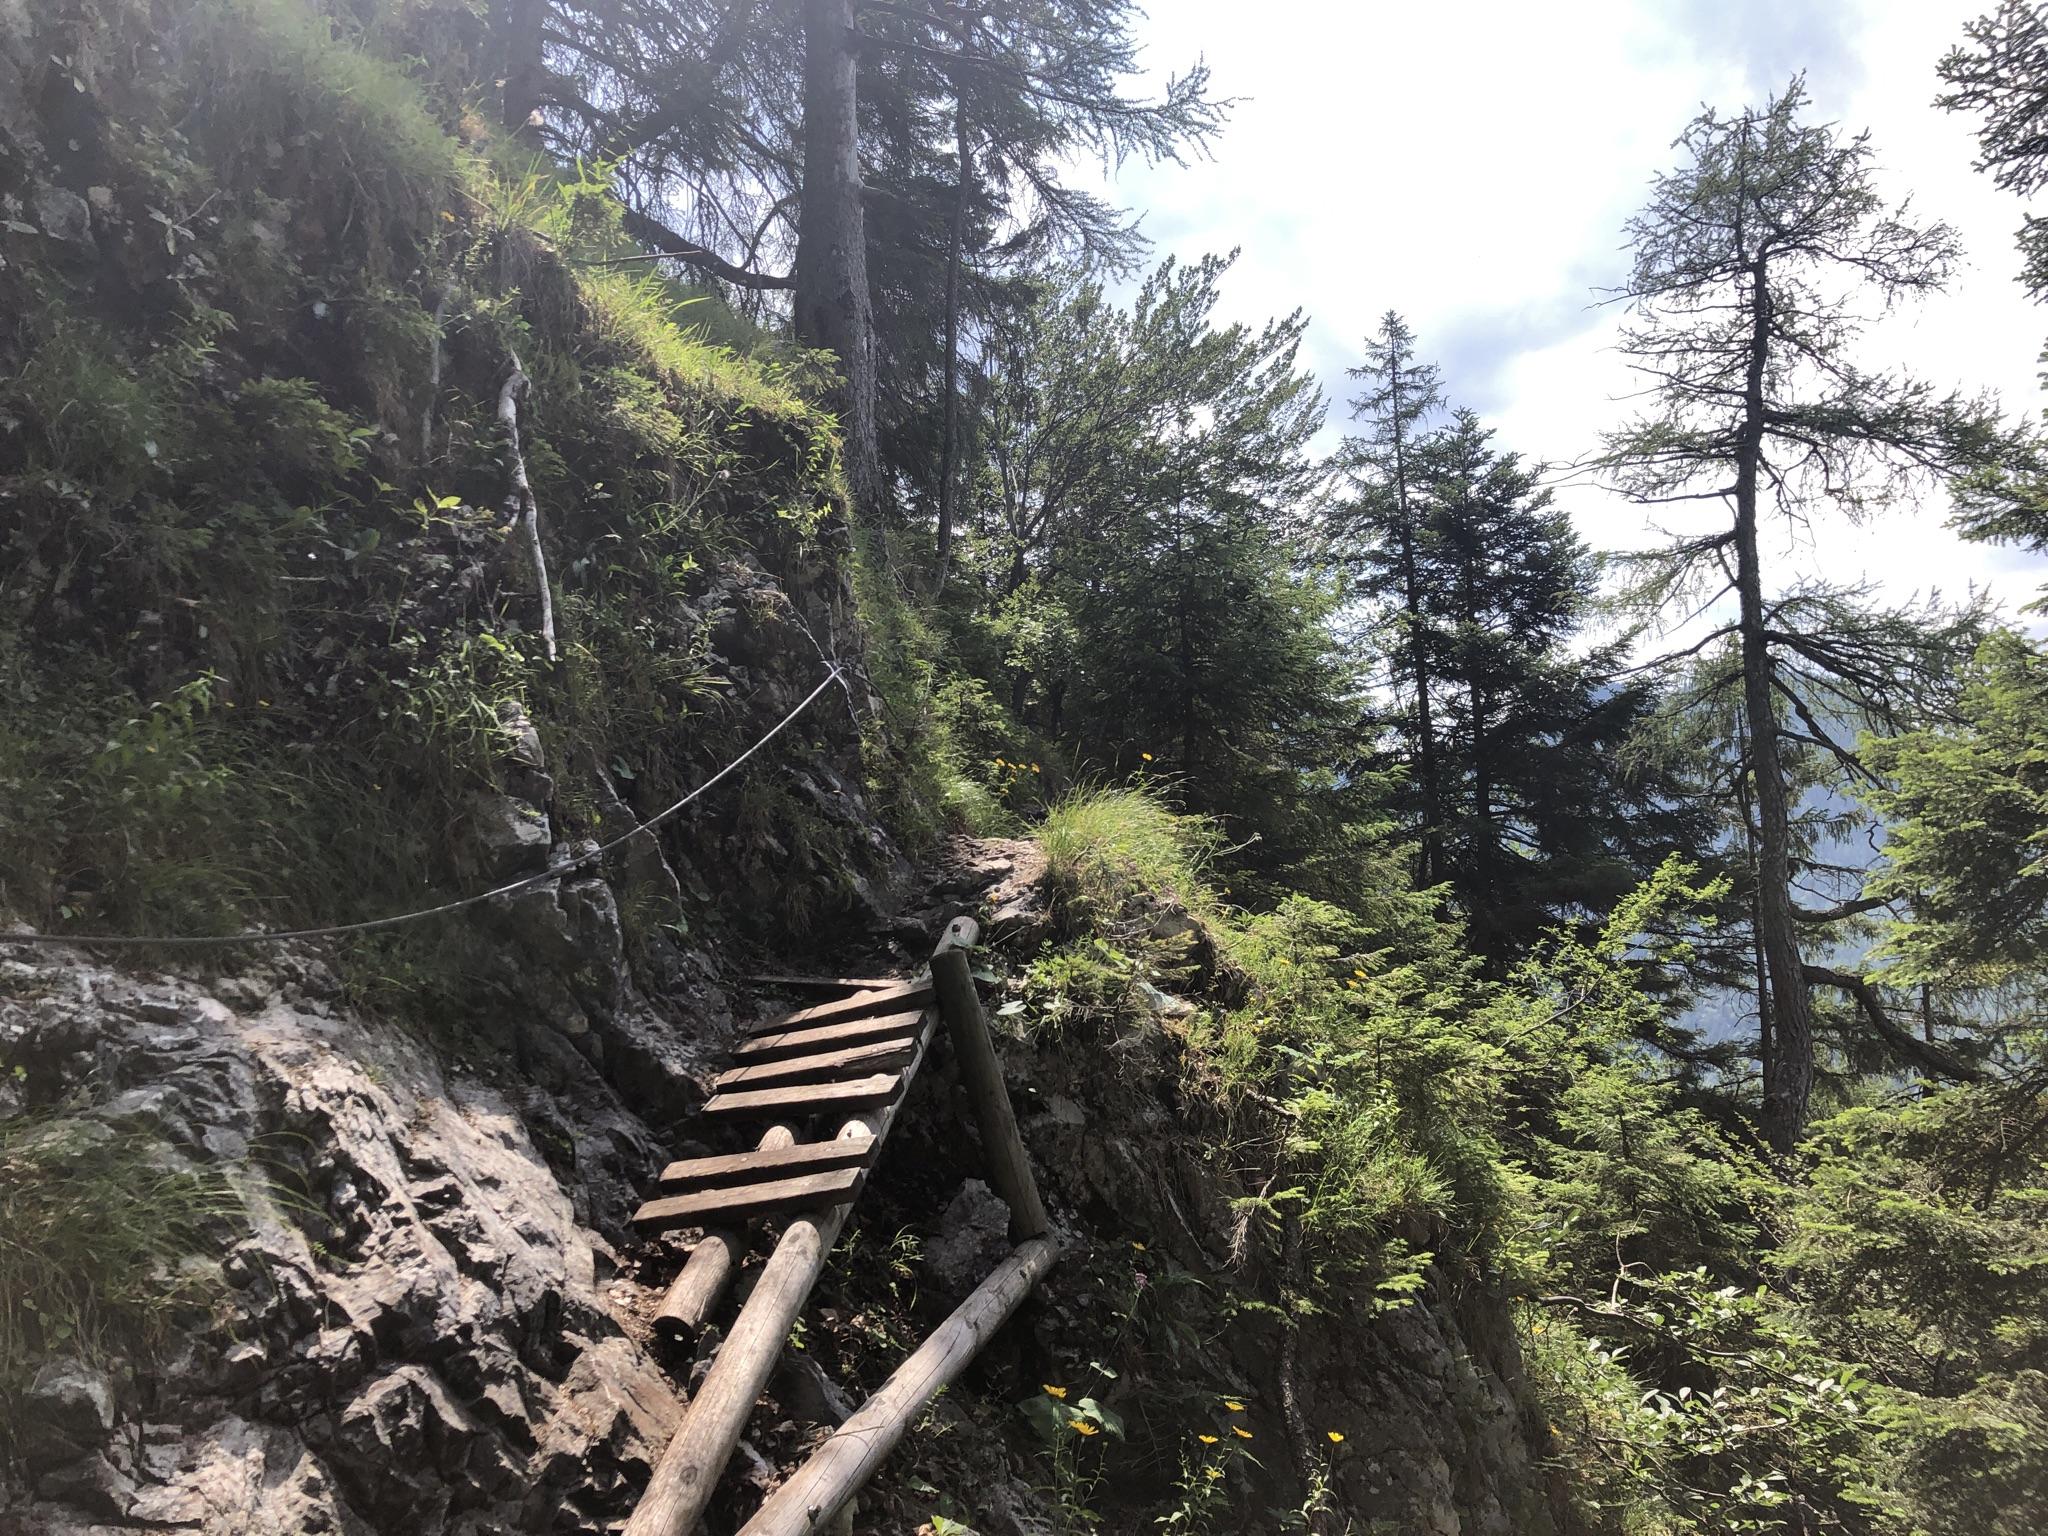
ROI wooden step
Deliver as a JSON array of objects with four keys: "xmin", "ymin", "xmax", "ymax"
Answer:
[
  {"xmin": 714, "ymin": 1039, "xmax": 916, "ymax": 1093},
  {"xmin": 734, "ymin": 1007, "xmax": 928, "ymax": 1062},
  {"xmin": 701, "ymin": 1072, "xmax": 904, "ymax": 1121},
  {"xmin": 747, "ymin": 973, "xmax": 903, "ymax": 993},
  {"xmin": 632, "ymin": 1166, "xmax": 866, "ymax": 1232},
  {"xmin": 657, "ymin": 1136, "xmax": 877, "ymax": 1193},
  {"xmin": 756, "ymin": 979, "xmax": 934, "ymax": 1034}
]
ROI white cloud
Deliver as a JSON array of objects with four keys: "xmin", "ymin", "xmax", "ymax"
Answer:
[{"xmin": 1086, "ymin": 0, "xmax": 2048, "ymax": 619}]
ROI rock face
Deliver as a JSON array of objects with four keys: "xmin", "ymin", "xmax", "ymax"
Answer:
[{"xmin": 0, "ymin": 935, "xmax": 687, "ymax": 1535}]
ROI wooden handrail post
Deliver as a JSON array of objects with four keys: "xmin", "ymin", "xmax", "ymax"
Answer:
[
  {"xmin": 734, "ymin": 1237, "xmax": 1060, "ymax": 1536},
  {"xmin": 929, "ymin": 919, "xmax": 1049, "ymax": 1242}
]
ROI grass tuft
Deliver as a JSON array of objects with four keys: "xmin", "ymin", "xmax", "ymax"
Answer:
[
  {"xmin": 0, "ymin": 1115, "xmax": 243, "ymax": 1461},
  {"xmin": 1038, "ymin": 787, "xmax": 1220, "ymax": 926}
]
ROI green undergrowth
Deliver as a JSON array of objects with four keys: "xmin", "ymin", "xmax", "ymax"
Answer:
[
  {"xmin": 0, "ymin": 0, "xmax": 876, "ymax": 975},
  {"xmin": 997, "ymin": 786, "xmax": 2046, "ymax": 1532},
  {"xmin": 846, "ymin": 527, "xmax": 1076, "ymax": 847},
  {"xmin": 0, "ymin": 1113, "xmax": 242, "ymax": 1461}
]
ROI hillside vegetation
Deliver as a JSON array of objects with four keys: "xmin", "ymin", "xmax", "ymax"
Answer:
[{"xmin": 2, "ymin": 2, "xmax": 2046, "ymax": 1534}]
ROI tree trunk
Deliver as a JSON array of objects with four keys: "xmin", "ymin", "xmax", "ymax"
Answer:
[
  {"xmin": 1456, "ymin": 531, "xmax": 1493, "ymax": 924},
  {"xmin": 1735, "ymin": 708, "xmax": 1774, "ymax": 1110},
  {"xmin": 794, "ymin": 0, "xmax": 882, "ymax": 513},
  {"xmin": 933, "ymin": 98, "xmax": 971, "ymax": 587},
  {"xmin": 1737, "ymin": 257, "xmax": 1814, "ymax": 1155},
  {"xmin": 1176, "ymin": 506, "xmax": 1197, "ymax": 775},
  {"xmin": 496, "ymin": 0, "xmax": 547, "ymax": 143},
  {"xmin": 1391, "ymin": 368, "xmax": 1441, "ymax": 887}
]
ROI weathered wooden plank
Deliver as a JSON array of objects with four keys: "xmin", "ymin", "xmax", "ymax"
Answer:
[
  {"xmin": 746, "ymin": 972, "xmax": 901, "ymax": 992},
  {"xmin": 755, "ymin": 979, "xmax": 934, "ymax": 1034},
  {"xmin": 713, "ymin": 1039, "xmax": 913, "ymax": 1093},
  {"xmin": 700, "ymin": 1072, "xmax": 902, "ymax": 1120},
  {"xmin": 653, "ymin": 1122, "xmax": 794, "ymax": 1344},
  {"xmin": 632, "ymin": 1166, "xmax": 866, "ymax": 1232},
  {"xmin": 657, "ymin": 1135, "xmax": 876, "ymax": 1192},
  {"xmin": 734, "ymin": 1007, "xmax": 926, "ymax": 1061},
  {"xmin": 625, "ymin": 1027, "xmax": 936, "ymax": 1536}
]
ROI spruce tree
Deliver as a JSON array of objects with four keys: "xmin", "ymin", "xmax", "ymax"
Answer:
[
  {"xmin": 1337, "ymin": 313, "xmax": 1447, "ymax": 886},
  {"xmin": 1407, "ymin": 410, "xmax": 1715, "ymax": 962}
]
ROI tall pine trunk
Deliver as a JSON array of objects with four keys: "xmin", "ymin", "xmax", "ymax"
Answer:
[
  {"xmin": 497, "ymin": 0, "xmax": 547, "ymax": 143},
  {"xmin": 1390, "ymin": 362, "xmax": 1441, "ymax": 886},
  {"xmin": 1735, "ymin": 707, "xmax": 1775, "ymax": 1108},
  {"xmin": 933, "ymin": 99, "xmax": 970, "ymax": 587},
  {"xmin": 1456, "ymin": 539, "xmax": 1494, "ymax": 916},
  {"xmin": 795, "ymin": 0, "xmax": 882, "ymax": 513},
  {"xmin": 1738, "ymin": 256, "xmax": 1814, "ymax": 1153}
]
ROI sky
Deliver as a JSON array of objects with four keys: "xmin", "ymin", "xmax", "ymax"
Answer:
[{"xmin": 1090, "ymin": 0, "xmax": 2048, "ymax": 625}]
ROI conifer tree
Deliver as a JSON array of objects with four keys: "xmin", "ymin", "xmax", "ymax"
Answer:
[
  {"xmin": 504, "ymin": 0, "xmax": 1223, "ymax": 525},
  {"xmin": 1600, "ymin": 80, "xmax": 2007, "ymax": 1150},
  {"xmin": 1411, "ymin": 410, "xmax": 1711, "ymax": 961},
  {"xmin": 1942, "ymin": 3, "xmax": 2048, "ymax": 590},
  {"xmin": 1337, "ymin": 313, "xmax": 1447, "ymax": 886}
]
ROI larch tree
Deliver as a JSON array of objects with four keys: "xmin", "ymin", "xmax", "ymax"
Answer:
[
  {"xmin": 1600, "ymin": 79, "xmax": 2007, "ymax": 1151},
  {"xmin": 1338, "ymin": 312, "xmax": 1447, "ymax": 888},
  {"xmin": 502, "ymin": 0, "xmax": 1221, "ymax": 530},
  {"xmin": 1942, "ymin": 2, "xmax": 2048, "ymax": 589}
]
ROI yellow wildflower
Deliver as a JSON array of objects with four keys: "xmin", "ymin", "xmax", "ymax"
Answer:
[
  {"xmin": 1131, "ymin": 1241, "xmax": 1147, "ymax": 1252},
  {"xmin": 1353, "ymin": 968, "xmax": 1367, "ymax": 979},
  {"xmin": 1326, "ymin": 1430, "xmax": 1345, "ymax": 1444},
  {"xmin": 1205, "ymin": 1467, "xmax": 1223, "ymax": 1481},
  {"xmin": 1276, "ymin": 957, "xmax": 1293, "ymax": 967},
  {"xmin": 1141, "ymin": 751, "xmax": 1154, "ymax": 761},
  {"xmin": 1223, "ymin": 1400, "xmax": 1245, "ymax": 1412},
  {"xmin": 1197, "ymin": 1434, "xmax": 1219, "ymax": 1445},
  {"xmin": 1042, "ymin": 1384, "xmax": 1068, "ymax": 1400},
  {"xmin": 1031, "ymin": 763, "xmax": 1041, "ymax": 773},
  {"xmin": 1072, "ymin": 1419, "xmax": 1100, "ymax": 1436},
  {"xmin": 1233, "ymin": 1426, "xmax": 1253, "ymax": 1440}
]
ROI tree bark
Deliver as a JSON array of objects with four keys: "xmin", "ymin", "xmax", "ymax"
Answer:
[
  {"xmin": 933, "ymin": 97, "xmax": 971, "ymax": 586},
  {"xmin": 734, "ymin": 1238, "xmax": 1057, "ymax": 1536},
  {"xmin": 1735, "ymin": 707, "xmax": 1774, "ymax": 1111},
  {"xmin": 1736, "ymin": 255, "xmax": 1814, "ymax": 1154},
  {"xmin": 794, "ymin": 0, "xmax": 883, "ymax": 514},
  {"xmin": 1455, "ymin": 526, "xmax": 1494, "ymax": 922},
  {"xmin": 1390, "ymin": 358, "xmax": 1441, "ymax": 887},
  {"xmin": 497, "ymin": 0, "xmax": 548, "ymax": 143},
  {"xmin": 619, "ymin": 206, "xmax": 796, "ymax": 292}
]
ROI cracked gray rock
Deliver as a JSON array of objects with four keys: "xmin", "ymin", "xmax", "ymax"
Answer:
[{"xmin": 0, "ymin": 936, "xmax": 687, "ymax": 1535}]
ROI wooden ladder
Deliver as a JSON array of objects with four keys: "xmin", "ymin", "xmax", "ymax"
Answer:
[{"xmin": 622, "ymin": 918, "xmax": 1054, "ymax": 1536}]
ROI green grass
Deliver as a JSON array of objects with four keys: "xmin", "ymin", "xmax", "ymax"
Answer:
[
  {"xmin": 1038, "ymin": 787, "xmax": 1221, "ymax": 926},
  {"xmin": 0, "ymin": 1115, "xmax": 243, "ymax": 1461}
]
